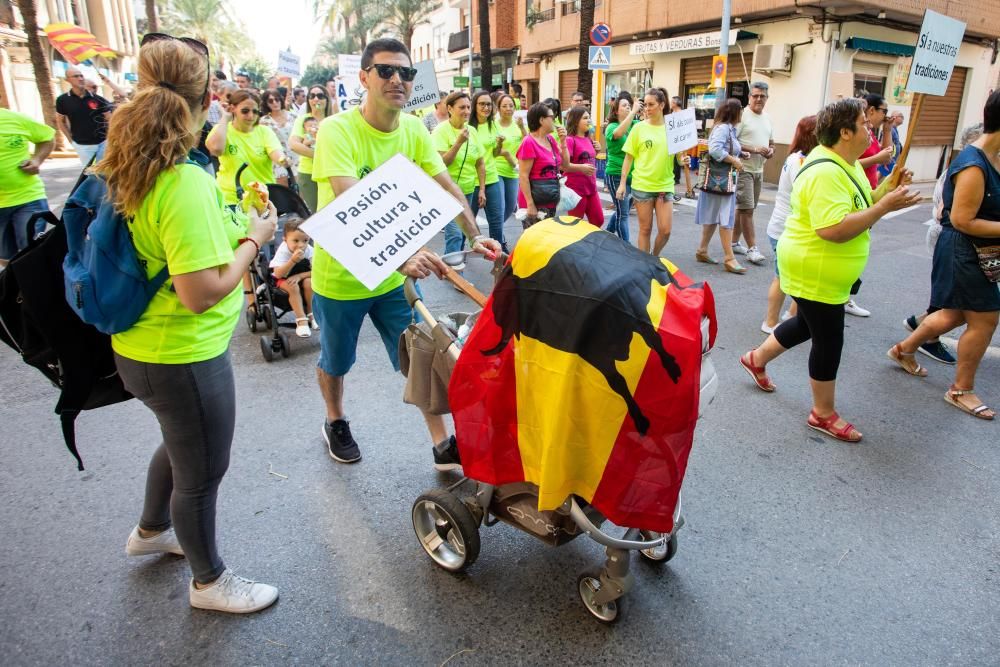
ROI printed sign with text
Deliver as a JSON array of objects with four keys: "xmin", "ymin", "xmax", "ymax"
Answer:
[
  {"xmin": 337, "ymin": 54, "xmax": 363, "ymax": 111},
  {"xmin": 907, "ymin": 10, "xmax": 966, "ymax": 96},
  {"xmin": 402, "ymin": 61, "xmax": 442, "ymax": 113},
  {"xmin": 277, "ymin": 50, "xmax": 300, "ymax": 78},
  {"xmin": 300, "ymin": 154, "xmax": 463, "ymax": 290},
  {"xmin": 666, "ymin": 108, "xmax": 698, "ymax": 154}
]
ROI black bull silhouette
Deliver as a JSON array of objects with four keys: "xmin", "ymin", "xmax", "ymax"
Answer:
[{"xmin": 481, "ymin": 228, "xmax": 688, "ymax": 435}]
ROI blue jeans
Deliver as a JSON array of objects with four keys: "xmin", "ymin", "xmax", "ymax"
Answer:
[
  {"xmin": 0, "ymin": 198, "xmax": 49, "ymax": 260},
  {"xmin": 499, "ymin": 175, "xmax": 519, "ymax": 228},
  {"xmin": 443, "ymin": 192, "xmax": 476, "ymax": 255},
  {"xmin": 471, "ymin": 181, "xmax": 505, "ymax": 249},
  {"xmin": 603, "ymin": 173, "xmax": 632, "ymax": 243},
  {"xmin": 312, "ymin": 288, "xmax": 413, "ymax": 377}
]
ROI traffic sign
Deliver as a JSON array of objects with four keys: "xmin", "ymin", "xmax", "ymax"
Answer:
[
  {"xmin": 711, "ymin": 55, "xmax": 727, "ymax": 88},
  {"xmin": 588, "ymin": 46, "xmax": 611, "ymax": 71},
  {"xmin": 590, "ymin": 23, "xmax": 612, "ymax": 47},
  {"xmin": 453, "ymin": 76, "xmax": 469, "ymax": 87}
]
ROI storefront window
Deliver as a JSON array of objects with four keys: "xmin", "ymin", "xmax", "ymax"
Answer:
[
  {"xmin": 685, "ymin": 81, "xmax": 748, "ymax": 124},
  {"xmin": 603, "ymin": 69, "xmax": 652, "ymax": 120}
]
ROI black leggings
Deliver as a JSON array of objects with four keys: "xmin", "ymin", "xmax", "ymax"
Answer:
[{"xmin": 773, "ymin": 296, "xmax": 845, "ymax": 382}]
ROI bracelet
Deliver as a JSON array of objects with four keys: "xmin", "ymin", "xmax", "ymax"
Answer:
[
  {"xmin": 238, "ymin": 237, "xmax": 261, "ymax": 257},
  {"xmin": 471, "ymin": 235, "xmax": 487, "ymax": 245}
]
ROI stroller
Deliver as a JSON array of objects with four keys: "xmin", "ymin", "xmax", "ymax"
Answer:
[
  {"xmin": 404, "ymin": 246, "xmax": 718, "ymax": 624},
  {"xmin": 235, "ymin": 163, "xmax": 314, "ymax": 361}
]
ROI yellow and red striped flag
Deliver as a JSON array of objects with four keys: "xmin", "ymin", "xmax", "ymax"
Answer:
[
  {"xmin": 44, "ymin": 23, "xmax": 117, "ymax": 65},
  {"xmin": 449, "ymin": 218, "xmax": 717, "ymax": 533}
]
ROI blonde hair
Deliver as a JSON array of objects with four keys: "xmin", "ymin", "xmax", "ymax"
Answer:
[{"xmin": 93, "ymin": 39, "xmax": 208, "ymax": 215}]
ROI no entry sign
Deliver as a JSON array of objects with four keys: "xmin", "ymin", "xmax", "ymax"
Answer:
[{"xmin": 590, "ymin": 23, "xmax": 612, "ymax": 47}]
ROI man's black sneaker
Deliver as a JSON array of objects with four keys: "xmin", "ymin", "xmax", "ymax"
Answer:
[
  {"xmin": 918, "ymin": 340, "xmax": 957, "ymax": 365},
  {"xmin": 323, "ymin": 419, "xmax": 361, "ymax": 463},
  {"xmin": 432, "ymin": 436, "xmax": 462, "ymax": 472}
]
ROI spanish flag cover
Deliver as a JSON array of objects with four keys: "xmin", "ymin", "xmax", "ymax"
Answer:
[{"xmin": 448, "ymin": 218, "xmax": 716, "ymax": 533}]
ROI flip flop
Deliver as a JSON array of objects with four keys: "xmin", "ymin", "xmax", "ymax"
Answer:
[
  {"xmin": 887, "ymin": 344, "xmax": 928, "ymax": 377},
  {"xmin": 944, "ymin": 387, "xmax": 995, "ymax": 420},
  {"xmin": 739, "ymin": 350, "xmax": 775, "ymax": 392},
  {"xmin": 807, "ymin": 410, "xmax": 862, "ymax": 443}
]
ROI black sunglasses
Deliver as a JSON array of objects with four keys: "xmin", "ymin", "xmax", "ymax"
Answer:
[
  {"xmin": 363, "ymin": 64, "xmax": 418, "ymax": 82},
  {"xmin": 308, "ymin": 92, "xmax": 328, "ymax": 99},
  {"xmin": 238, "ymin": 107, "xmax": 261, "ymax": 116},
  {"xmin": 140, "ymin": 32, "xmax": 210, "ymax": 98}
]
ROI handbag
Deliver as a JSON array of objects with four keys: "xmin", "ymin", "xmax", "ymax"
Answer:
[
  {"xmin": 969, "ymin": 237, "xmax": 1000, "ymax": 283},
  {"xmin": 528, "ymin": 134, "xmax": 562, "ymax": 208},
  {"xmin": 697, "ymin": 127, "xmax": 738, "ymax": 195}
]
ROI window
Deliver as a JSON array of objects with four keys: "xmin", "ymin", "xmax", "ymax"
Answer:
[{"xmin": 853, "ymin": 61, "xmax": 889, "ymax": 98}]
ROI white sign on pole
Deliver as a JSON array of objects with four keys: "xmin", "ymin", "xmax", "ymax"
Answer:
[
  {"xmin": 588, "ymin": 46, "xmax": 611, "ymax": 71},
  {"xmin": 337, "ymin": 54, "xmax": 363, "ymax": 111},
  {"xmin": 906, "ymin": 10, "xmax": 966, "ymax": 96},
  {"xmin": 402, "ymin": 60, "xmax": 441, "ymax": 112},
  {"xmin": 277, "ymin": 50, "xmax": 300, "ymax": 78},
  {"xmin": 300, "ymin": 153, "xmax": 463, "ymax": 290},
  {"xmin": 630, "ymin": 29, "xmax": 739, "ymax": 56},
  {"xmin": 666, "ymin": 108, "xmax": 698, "ymax": 154}
]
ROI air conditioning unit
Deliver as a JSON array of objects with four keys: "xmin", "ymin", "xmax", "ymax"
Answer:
[{"xmin": 753, "ymin": 44, "xmax": 793, "ymax": 73}]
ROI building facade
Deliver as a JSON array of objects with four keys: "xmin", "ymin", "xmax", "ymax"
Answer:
[
  {"xmin": 505, "ymin": 0, "xmax": 1000, "ymax": 181},
  {"xmin": 410, "ymin": 0, "xmax": 466, "ymax": 93}
]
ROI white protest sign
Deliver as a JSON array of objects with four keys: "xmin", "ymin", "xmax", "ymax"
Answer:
[
  {"xmin": 337, "ymin": 54, "xmax": 363, "ymax": 111},
  {"xmin": 666, "ymin": 108, "xmax": 698, "ymax": 153},
  {"xmin": 907, "ymin": 10, "xmax": 966, "ymax": 96},
  {"xmin": 277, "ymin": 50, "xmax": 300, "ymax": 77},
  {"xmin": 300, "ymin": 153, "xmax": 463, "ymax": 290},
  {"xmin": 402, "ymin": 60, "xmax": 441, "ymax": 113}
]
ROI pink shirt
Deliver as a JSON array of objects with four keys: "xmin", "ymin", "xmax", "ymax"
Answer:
[
  {"xmin": 859, "ymin": 127, "xmax": 881, "ymax": 189},
  {"xmin": 564, "ymin": 135, "xmax": 598, "ymax": 196},
  {"xmin": 516, "ymin": 134, "xmax": 562, "ymax": 207}
]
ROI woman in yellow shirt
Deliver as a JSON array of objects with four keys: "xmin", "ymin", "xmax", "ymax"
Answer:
[
  {"xmin": 432, "ymin": 91, "xmax": 486, "ymax": 256},
  {"xmin": 739, "ymin": 98, "xmax": 919, "ymax": 443},
  {"xmin": 94, "ymin": 34, "xmax": 279, "ymax": 612}
]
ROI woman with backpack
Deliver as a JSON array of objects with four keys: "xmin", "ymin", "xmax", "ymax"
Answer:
[{"xmin": 93, "ymin": 34, "xmax": 279, "ymax": 613}]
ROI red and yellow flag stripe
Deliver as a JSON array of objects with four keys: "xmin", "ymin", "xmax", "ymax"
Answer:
[{"xmin": 44, "ymin": 23, "xmax": 117, "ymax": 65}]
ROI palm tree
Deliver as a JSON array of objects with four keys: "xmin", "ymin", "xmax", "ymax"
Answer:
[
  {"xmin": 158, "ymin": 0, "xmax": 253, "ymax": 68},
  {"xmin": 314, "ymin": 0, "xmax": 386, "ymax": 52},
  {"xmin": 145, "ymin": 0, "xmax": 159, "ymax": 32},
  {"xmin": 379, "ymin": 0, "xmax": 440, "ymax": 54},
  {"xmin": 575, "ymin": 0, "xmax": 595, "ymax": 102},
  {"xmin": 478, "ymin": 0, "xmax": 492, "ymax": 91},
  {"xmin": 15, "ymin": 0, "xmax": 63, "ymax": 149}
]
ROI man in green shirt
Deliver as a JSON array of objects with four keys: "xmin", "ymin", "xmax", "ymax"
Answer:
[
  {"xmin": 311, "ymin": 38, "xmax": 501, "ymax": 466},
  {"xmin": 0, "ymin": 109, "xmax": 54, "ymax": 268}
]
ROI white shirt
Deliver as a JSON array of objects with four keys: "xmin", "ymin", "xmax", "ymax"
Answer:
[
  {"xmin": 269, "ymin": 241, "xmax": 314, "ymax": 269},
  {"xmin": 766, "ymin": 151, "xmax": 806, "ymax": 240},
  {"xmin": 736, "ymin": 107, "xmax": 773, "ymax": 174}
]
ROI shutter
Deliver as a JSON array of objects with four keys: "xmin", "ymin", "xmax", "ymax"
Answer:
[
  {"xmin": 853, "ymin": 60, "xmax": 890, "ymax": 78},
  {"xmin": 559, "ymin": 70, "xmax": 579, "ymax": 111},
  {"xmin": 912, "ymin": 67, "xmax": 967, "ymax": 147},
  {"xmin": 682, "ymin": 56, "xmax": 714, "ymax": 85}
]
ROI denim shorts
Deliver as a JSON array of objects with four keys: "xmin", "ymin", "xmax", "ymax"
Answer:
[
  {"xmin": 312, "ymin": 287, "xmax": 413, "ymax": 377},
  {"xmin": 631, "ymin": 188, "xmax": 673, "ymax": 203},
  {"xmin": 768, "ymin": 235, "xmax": 779, "ymax": 277}
]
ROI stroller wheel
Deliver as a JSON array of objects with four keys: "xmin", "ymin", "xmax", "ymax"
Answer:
[
  {"xmin": 412, "ymin": 489, "xmax": 480, "ymax": 572},
  {"xmin": 259, "ymin": 336, "xmax": 274, "ymax": 362},
  {"xmin": 577, "ymin": 570, "xmax": 626, "ymax": 624},
  {"xmin": 245, "ymin": 306, "xmax": 258, "ymax": 332},
  {"xmin": 262, "ymin": 305, "xmax": 274, "ymax": 330},
  {"xmin": 278, "ymin": 331, "xmax": 291, "ymax": 358},
  {"xmin": 639, "ymin": 530, "xmax": 678, "ymax": 564}
]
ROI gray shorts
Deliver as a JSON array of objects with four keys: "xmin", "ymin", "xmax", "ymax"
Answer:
[{"xmin": 736, "ymin": 171, "xmax": 763, "ymax": 210}]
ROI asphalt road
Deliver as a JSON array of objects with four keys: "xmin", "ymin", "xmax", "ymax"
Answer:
[{"xmin": 1, "ymin": 159, "xmax": 997, "ymax": 665}]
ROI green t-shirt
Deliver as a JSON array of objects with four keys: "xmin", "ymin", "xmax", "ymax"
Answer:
[
  {"xmin": 472, "ymin": 121, "xmax": 500, "ymax": 185},
  {"xmin": 604, "ymin": 120, "xmax": 638, "ymax": 177},
  {"xmin": 111, "ymin": 164, "xmax": 247, "ymax": 364},
  {"xmin": 432, "ymin": 121, "xmax": 483, "ymax": 195},
  {"xmin": 494, "ymin": 120, "xmax": 523, "ymax": 180},
  {"xmin": 289, "ymin": 113, "xmax": 322, "ymax": 174},
  {"xmin": 0, "ymin": 109, "xmax": 55, "ymax": 208},
  {"xmin": 622, "ymin": 120, "xmax": 674, "ymax": 193},
  {"xmin": 209, "ymin": 122, "xmax": 281, "ymax": 204},
  {"xmin": 777, "ymin": 146, "xmax": 874, "ymax": 305},
  {"xmin": 311, "ymin": 107, "xmax": 447, "ymax": 300}
]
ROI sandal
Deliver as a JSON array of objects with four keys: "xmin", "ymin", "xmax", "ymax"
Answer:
[
  {"xmin": 807, "ymin": 410, "xmax": 862, "ymax": 443},
  {"xmin": 886, "ymin": 344, "xmax": 928, "ymax": 377},
  {"xmin": 295, "ymin": 318, "xmax": 312, "ymax": 338},
  {"xmin": 695, "ymin": 251, "xmax": 718, "ymax": 265},
  {"xmin": 724, "ymin": 259, "xmax": 747, "ymax": 274},
  {"xmin": 944, "ymin": 387, "xmax": 995, "ymax": 420},
  {"xmin": 739, "ymin": 350, "xmax": 775, "ymax": 392}
]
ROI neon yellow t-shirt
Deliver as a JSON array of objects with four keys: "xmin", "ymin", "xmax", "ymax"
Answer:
[
  {"xmin": 622, "ymin": 120, "xmax": 674, "ymax": 193},
  {"xmin": 777, "ymin": 145, "xmax": 874, "ymax": 304},
  {"xmin": 0, "ymin": 109, "xmax": 55, "ymax": 208},
  {"xmin": 289, "ymin": 113, "xmax": 322, "ymax": 174},
  {"xmin": 311, "ymin": 107, "xmax": 447, "ymax": 300},
  {"xmin": 472, "ymin": 122, "xmax": 500, "ymax": 185},
  {"xmin": 494, "ymin": 120, "xmax": 524, "ymax": 180},
  {"xmin": 432, "ymin": 121, "xmax": 483, "ymax": 195},
  {"xmin": 209, "ymin": 122, "xmax": 281, "ymax": 204},
  {"xmin": 112, "ymin": 164, "xmax": 248, "ymax": 364}
]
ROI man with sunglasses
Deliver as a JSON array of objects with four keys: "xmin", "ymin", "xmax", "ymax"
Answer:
[
  {"xmin": 311, "ymin": 38, "xmax": 501, "ymax": 467},
  {"xmin": 55, "ymin": 66, "xmax": 112, "ymax": 166}
]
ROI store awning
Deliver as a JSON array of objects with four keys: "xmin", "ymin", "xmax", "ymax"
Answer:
[{"xmin": 844, "ymin": 37, "xmax": 915, "ymax": 57}]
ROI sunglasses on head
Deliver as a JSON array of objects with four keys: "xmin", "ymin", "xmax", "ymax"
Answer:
[
  {"xmin": 140, "ymin": 32, "xmax": 210, "ymax": 98},
  {"xmin": 363, "ymin": 64, "xmax": 418, "ymax": 82}
]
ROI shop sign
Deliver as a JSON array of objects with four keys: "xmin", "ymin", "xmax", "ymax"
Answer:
[{"xmin": 630, "ymin": 29, "xmax": 738, "ymax": 56}]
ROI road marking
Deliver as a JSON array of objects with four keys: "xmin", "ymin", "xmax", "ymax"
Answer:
[{"xmin": 882, "ymin": 204, "xmax": 924, "ymax": 219}]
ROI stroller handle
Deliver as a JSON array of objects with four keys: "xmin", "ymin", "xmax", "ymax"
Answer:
[{"xmin": 402, "ymin": 250, "xmax": 509, "ymax": 309}]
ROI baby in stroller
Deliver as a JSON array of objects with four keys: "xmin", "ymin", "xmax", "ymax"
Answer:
[{"xmin": 268, "ymin": 216, "xmax": 317, "ymax": 337}]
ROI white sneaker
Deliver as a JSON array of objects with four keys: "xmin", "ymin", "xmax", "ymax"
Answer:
[
  {"xmin": 844, "ymin": 299, "xmax": 871, "ymax": 317},
  {"xmin": 295, "ymin": 320, "xmax": 312, "ymax": 337},
  {"xmin": 189, "ymin": 569, "xmax": 278, "ymax": 614},
  {"xmin": 731, "ymin": 241, "xmax": 748, "ymax": 256},
  {"xmin": 760, "ymin": 321, "xmax": 775, "ymax": 335},
  {"xmin": 746, "ymin": 246, "xmax": 766, "ymax": 265},
  {"xmin": 125, "ymin": 526, "xmax": 184, "ymax": 557},
  {"xmin": 781, "ymin": 309, "xmax": 794, "ymax": 321}
]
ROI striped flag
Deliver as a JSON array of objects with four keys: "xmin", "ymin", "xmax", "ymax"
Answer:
[
  {"xmin": 448, "ymin": 218, "xmax": 716, "ymax": 533},
  {"xmin": 44, "ymin": 23, "xmax": 117, "ymax": 65}
]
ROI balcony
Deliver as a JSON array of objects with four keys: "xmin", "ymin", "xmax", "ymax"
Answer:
[
  {"xmin": 447, "ymin": 30, "xmax": 470, "ymax": 53},
  {"xmin": 527, "ymin": 7, "xmax": 555, "ymax": 26}
]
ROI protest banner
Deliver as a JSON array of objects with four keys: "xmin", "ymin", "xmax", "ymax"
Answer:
[
  {"xmin": 277, "ymin": 50, "xmax": 300, "ymax": 78},
  {"xmin": 666, "ymin": 108, "xmax": 698, "ymax": 154},
  {"xmin": 337, "ymin": 54, "xmax": 363, "ymax": 111},
  {"xmin": 300, "ymin": 153, "xmax": 463, "ymax": 290},
  {"xmin": 402, "ymin": 61, "xmax": 441, "ymax": 113}
]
